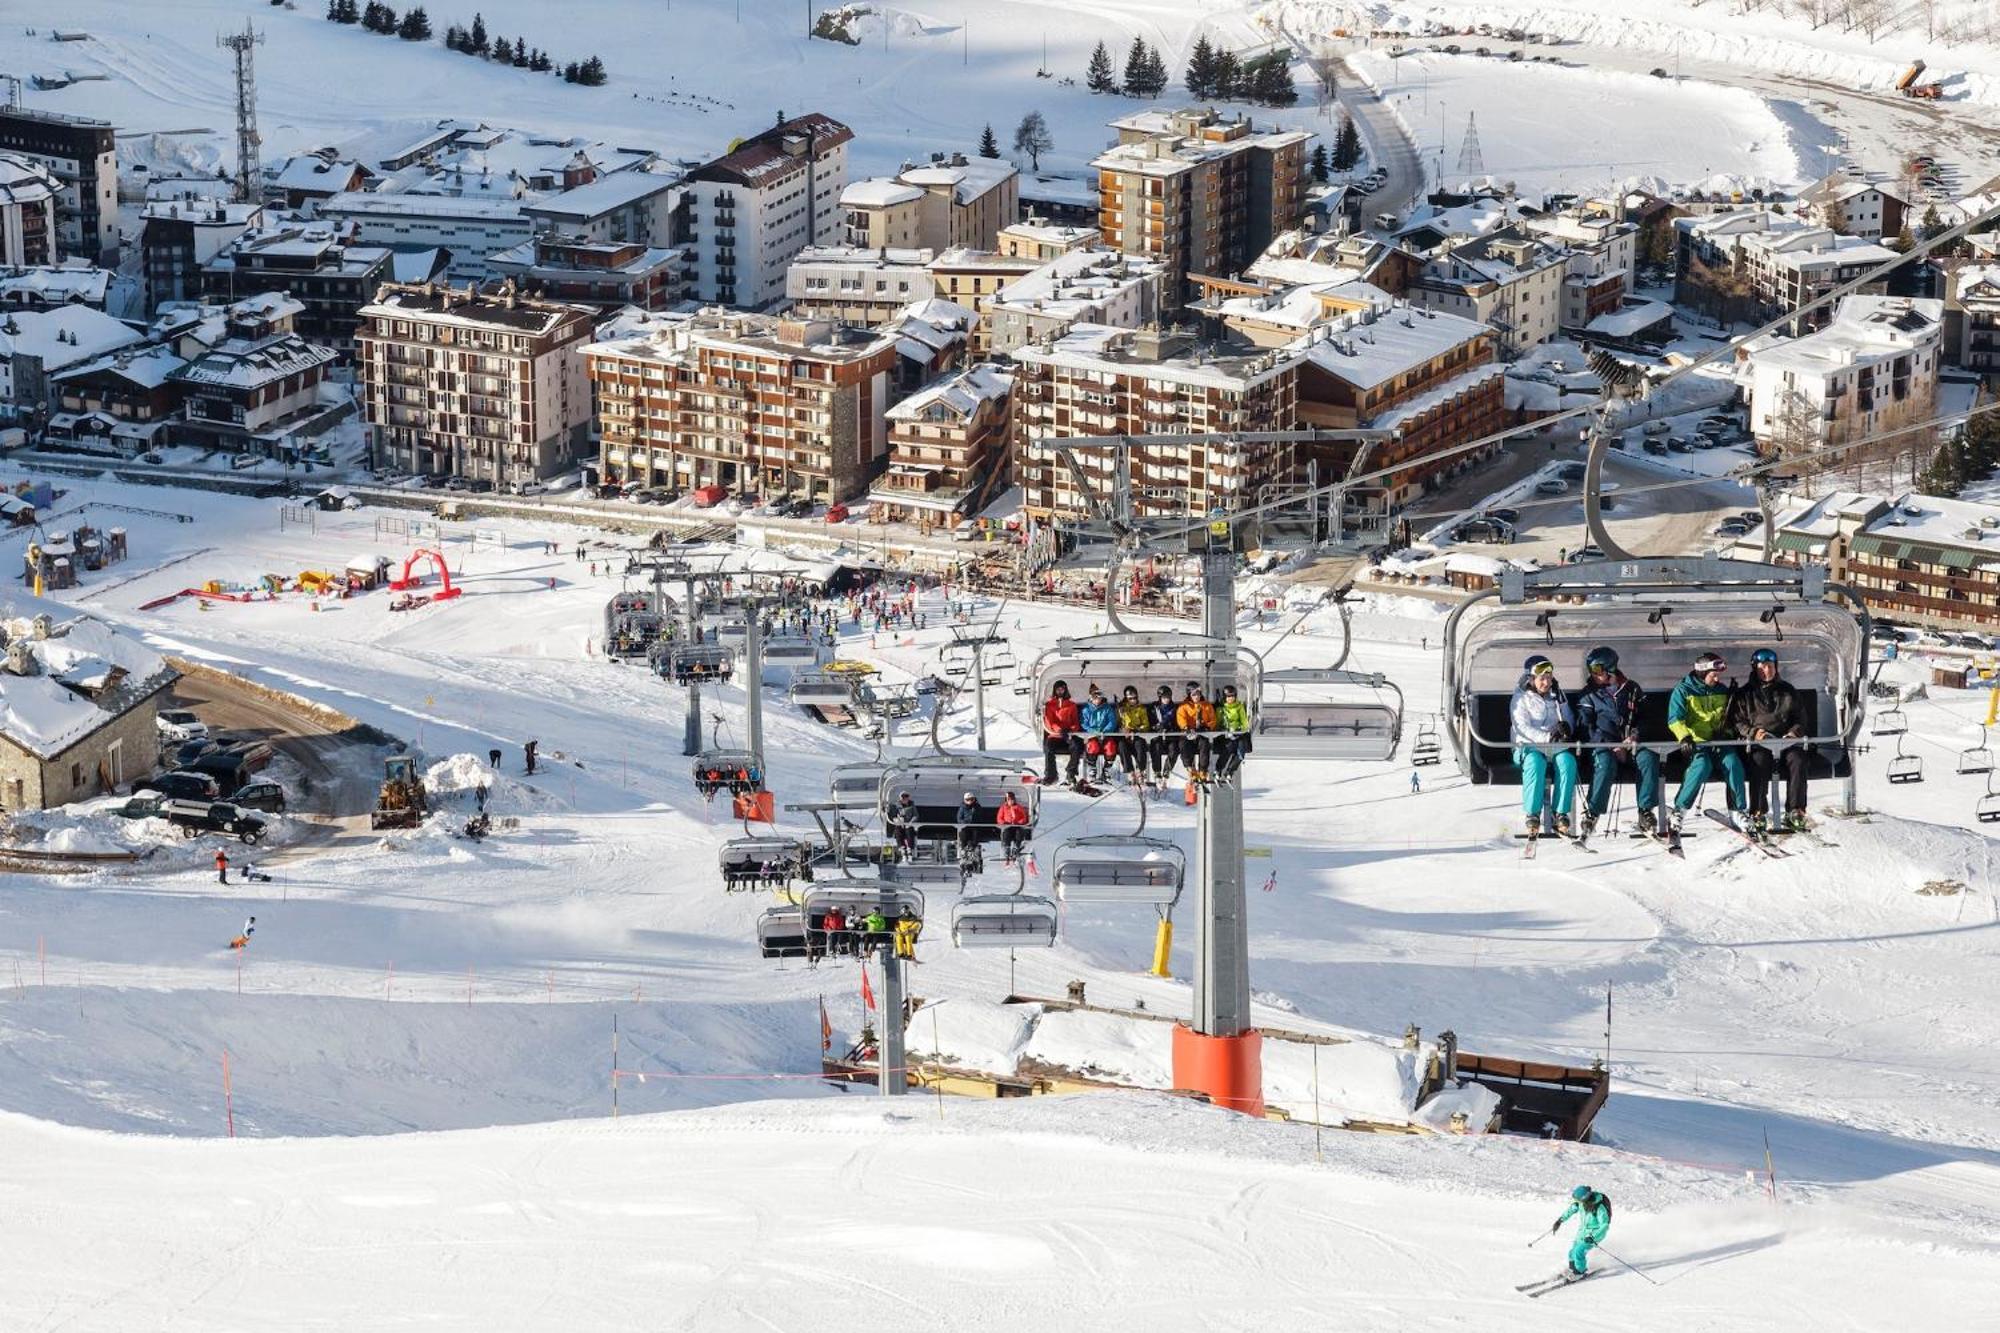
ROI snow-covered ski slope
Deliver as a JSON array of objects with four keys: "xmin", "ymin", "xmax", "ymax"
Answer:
[
  {"xmin": 2, "ymin": 467, "xmax": 1998, "ymax": 1328},
  {"xmin": 8, "ymin": 0, "xmax": 1825, "ymax": 194}
]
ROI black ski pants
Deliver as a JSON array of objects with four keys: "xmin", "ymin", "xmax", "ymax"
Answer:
[{"xmin": 1743, "ymin": 743, "xmax": 1809, "ymax": 815}]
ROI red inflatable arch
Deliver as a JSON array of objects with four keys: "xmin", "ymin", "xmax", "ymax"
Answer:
[{"xmin": 388, "ymin": 548, "xmax": 462, "ymax": 600}]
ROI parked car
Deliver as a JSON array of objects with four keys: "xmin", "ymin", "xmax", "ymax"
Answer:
[
  {"xmin": 1642, "ymin": 439, "xmax": 1667, "ymax": 456},
  {"xmin": 170, "ymin": 737, "xmax": 221, "ymax": 767},
  {"xmin": 156, "ymin": 709, "xmax": 210, "ymax": 744},
  {"xmin": 1572, "ymin": 544, "xmax": 1606, "ymax": 562},
  {"xmin": 111, "ymin": 794, "xmax": 167, "ymax": 820},
  {"xmin": 825, "ymin": 503, "xmax": 850, "ymax": 523},
  {"xmin": 136, "ymin": 770, "xmax": 222, "ymax": 802},
  {"xmin": 160, "ymin": 799, "xmax": 267, "ymax": 844},
  {"xmin": 1484, "ymin": 507, "xmax": 1520, "ymax": 525},
  {"xmin": 1642, "ymin": 421, "xmax": 1672, "ymax": 437},
  {"xmin": 509, "ymin": 479, "xmax": 548, "ymax": 497},
  {"xmin": 230, "ymin": 452, "xmax": 262, "ymax": 470},
  {"xmin": 230, "ymin": 779, "xmax": 288, "ymax": 814},
  {"xmin": 1715, "ymin": 519, "xmax": 1751, "ymax": 537},
  {"xmin": 1953, "ymin": 633, "xmax": 1993, "ymax": 651},
  {"xmin": 1534, "ymin": 478, "xmax": 1567, "ymax": 496},
  {"xmin": 1555, "ymin": 462, "xmax": 1586, "ymax": 482},
  {"xmin": 691, "ymin": 484, "xmax": 729, "ymax": 508},
  {"xmin": 1666, "ymin": 437, "xmax": 1694, "ymax": 453}
]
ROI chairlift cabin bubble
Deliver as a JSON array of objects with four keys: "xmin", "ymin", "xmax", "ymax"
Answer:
[
  {"xmin": 877, "ymin": 756, "xmax": 1039, "ymax": 845},
  {"xmin": 951, "ymin": 894, "xmax": 1058, "ymax": 948},
  {"xmin": 757, "ymin": 905, "xmax": 811, "ymax": 959},
  {"xmin": 1254, "ymin": 668, "xmax": 1405, "ymax": 761},
  {"xmin": 692, "ymin": 750, "xmax": 763, "ymax": 797},
  {"xmin": 1051, "ymin": 835, "xmax": 1186, "ymax": 907},
  {"xmin": 791, "ymin": 669, "xmax": 857, "ymax": 708},
  {"xmin": 764, "ymin": 635, "xmax": 819, "ymax": 667},
  {"xmin": 1956, "ymin": 723, "xmax": 1993, "ymax": 776},
  {"xmin": 1887, "ymin": 733, "xmax": 1924, "ymax": 784},
  {"xmin": 719, "ymin": 835, "xmax": 812, "ymax": 890},
  {"xmin": 1024, "ymin": 631, "xmax": 1261, "ymax": 730},
  {"xmin": 1441, "ymin": 559, "xmax": 1869, "ymax": 794},
  {"xmin": 662, "ymin": 642, "xmax": 735, "ymax": 686}
]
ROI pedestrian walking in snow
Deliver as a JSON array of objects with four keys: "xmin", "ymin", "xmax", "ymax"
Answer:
[
  {"xmin": 215, "ymin": 849, "xmax": 229, "ymax": 884},
  {"xmin": 1410, "ymin": 769, "xmax": 1421, "ymax": 794},
  {"xmin": 524, "ymin": 740, "xmax": 539, "ymax": 776},
  {"xmin": 1552, "ymin": 1185, "xmax": 1612, "ymax": 1279},
  {"xmin": 488, "ymin": 748, "xmax": 502, "ymax": 768},
  {"xmin": 475, "ymin": 784, "xmax": 489, "ymax": 812}
]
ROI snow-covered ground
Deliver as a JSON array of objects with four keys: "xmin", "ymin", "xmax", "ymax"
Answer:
[{"xmin": 3, "ymin": 463, "xmax": 1998, "ymax": 1327}]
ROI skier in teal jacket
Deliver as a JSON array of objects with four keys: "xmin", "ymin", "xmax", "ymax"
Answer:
[{"xmin": 1554, "ymin": 1185, "xmax": 1612, "ymax": 1276}]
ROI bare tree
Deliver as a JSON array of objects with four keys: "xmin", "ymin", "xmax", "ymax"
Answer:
[{"xmin": 1012, "ymin": 111, "xmax": 1052, "ymax": 172}]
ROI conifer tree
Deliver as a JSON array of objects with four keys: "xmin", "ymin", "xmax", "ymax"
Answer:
[{"xmin": 1086, "ymin": 41, "xmax": 1116, "ymax": 94}]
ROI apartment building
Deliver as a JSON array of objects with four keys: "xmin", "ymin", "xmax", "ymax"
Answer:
[
  {"xmin": 1745, "ymin": 295, "xmax": 1943, "ymax": 453},
  {"xmin": 0, "ymin": 108, "xmax": 118, "ymax": 262},
  {"xmin": 1519, "ymin": 208, "xmax": 1641, "ymax": 333},
  {"xmin": 46, "ymin": 343, "xmax": 187, "ymax": 455},
  {"xmin": 681, "ymin": 113, "xmax": 852, "ymax": 308},
  {"xmin": 358, "ymin": 282, "xmax": 597, "ymax": 486},
  {"xmin": 138, "ymin": 198, "xmax": 264, "ymax": 310},
  {"xmin": 983, "ymin": 247, "xmax": 1167, "ymax": 354},
  {"xmin": 1093, "ymin": 108, "xmax": 1310, "ymax": 307},
  {"xmin": 784, "ymin": 246, "xmax": 936, "ymax": 326},
  {"xmin": 1209, "ymin": 274, "xmax": 1392, "ymax": 349},
  {"xmin": 997, "ymin": 218, "xmax": 1100, "ymax": 262},
  {"xmin": 870, "ymin": 362, "xmax": 1014, "ymax": 529},
  {"xmin": 1797, "ymin": 174, "xmax": 1909, "ymax": 242},
  {"xmin": 0, "ymin": 155, "xmax": 59, "ymax": 267},
  {"xmin": 0, "ymin": 305, "xmax": 144, "ymax": 411},
  {"xmin": 170, "ymin": 299, "xmax": 340, "ymax": 457},
  {"xmin": 1942, "ymin": 262, "xmax": 2000, "ymax": 374},
  {"xmin": 1295, "ymin": 301, "xmax": 1503, "ymax": 507},
  {"xmin": 268, "ymin": 155, "xmax": 373, "ymax": 212},
  {"xmin": 487, "ymin": 235, "xmax": 682, "ymax": 312},
  {"xmin": 841, "ymin": 153, "xmax": 1018, "ymax": 252},
  {"xmin": 585, "ymin": 308, "xmax": 897, "ymax": 501},
  {"xmin": 1676, "ymin": 209, "xmax": 1895, "ymax": 329},
  {"xmin": 1408, "ymin": 230, "xmax": 1568, "ymax": 354},
  {"xmin": 1766, "ymin": 490, "xmax": 2000, "ymax": 631},
  {"xmin": 203, "ymin": 224, "xmax": 401, "ymax": 358},
  {"xmin": 1008, "ymin": 324, "xmax": 1298, "ymax": 521},
  {"xmin": 926, "ymin": 247, "xmax": 1042, "ymax": 352},
  {"xmin": 317, "ymin": 191, "xmax": 534, "ymax": 282},
  {"xmin": 0, "ymin": 260, "xmax": 112, "ymax": 312},
  {"xmin": 520, "ymin": 169, "xmax": 681, "ymax": 247}
]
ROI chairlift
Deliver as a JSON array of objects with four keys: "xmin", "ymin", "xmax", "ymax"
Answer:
[
  {"xmin": 719, "ymin": 834, "xmax": 811, "ymax": 890},
  {"xmin": 1871, "ymin": 704, "xmax": 1908, "ymax": 736},
  {"xmin": 1978, "ymin": 771, "xmax": 2000, "ymax": 824},
  {"xmin": 1411, "ymin": 714, "xmax": 1443, "ymax": 766},
  {"xmin": 764, "ymin": 635, "xmax": 819, "ymax": 667},
  {"xmin": 692, "ymin": 749, "xmax": 763, "ymax": 797},
  {"xmin": 1886, "ymin": 733, "xmax": 1924, "ymax": 784},
  {"xmin": 1051, "ymin": 835, "xmax": 1186, "ymax": 907},
  {"xmin": 792, "ymin": 669, "xmax": 857, "ymax": 708},
  {"xmin": 1023, "ymin": 631, "xmax": 1261, "ymax": 736},
  {"xmin": 663, "ymin": 643, "xmax": 735, "ymax": 686},
  {"xmin": 711, "ymin": 619, "xmax": 747, "ymax": 649},
  {"xmin": 1255, "ymin": 668, "xmax": 1404, "ymax": 762},
  {"xmin": 799, "ymin": 882, "xmax": 927, "ymax": 959},
  {"xmin": 951, "ymin": 894, "xmax": 1058, "ymax": 948},
  {"xmin": 756, "ymin": 904, "xmax": 810, "ymax": 958},
  {"xmin": 1442, "ymin": 559, "xmax": 1868, "ymax": 789},
  {"xmin": 878, "ymin": 756, "xmax": 1039, "ymax": 847},
  {"xmin": 829, "ymin": 761, "xmax": 888, "ymax": 812},
  {"xmin": 1956, "ymin": 724, "xmax": 1994, "ymax": 777}
]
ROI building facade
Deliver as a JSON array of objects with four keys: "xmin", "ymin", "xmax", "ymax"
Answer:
[
  {"xmin": 317, "ymin": 191, "xmax": 534, "ymax": 282},
  {"xmin": 170, "ymin": 300, "xmax": 340, "ymax": 456},
  {"xmin": 681, "ymin": 113, "xmax": 852, "ymax": 308},
  {"xmin": 1745, "ymin": 295, "xmax": 1943, "ymax": 454},
  {"xmin": 0, "ymin": 154, "xmax": 59, "ymax": 267},
  {"xmin": 1008, "ymin": 324, "xmax": 1298, "ymax": 521},
  {"xmin": 870, "ymin": 362, "xmax": 1014, "ymax": 529},
  {"xmin": 983, "ymin": 247, "xmax": 1167, "ymax": 355},
  {"xmin": 1407, "ymin": 231, "xmax": 1568, "ymax": 355},
  {"xmin": 1942, "ymin": 262, "xmax": 2000, "ymax": 374},
  {"xmin": 487, "ymin": 235, "xmax": 681, "ymax": 312},
  {"xmin": 1094, "ymin": 108, "xmax": 1309, "ymax": 307},
  {"xmin": 202, "ymin": 224, "xmax": 397, "ymax": 358},
  {"xmin": 358, "ymin": 282, "xmax": 597, "ymax": 486},
  {"xmin": 1767, "ymin": 490, "xmax": 2000, "ymax": 631},
  {"xmin": 586, "ymin": 310, "xmax": 897, "ymax": 501},
  {"xmin": 0, "ymin": 109, "xmax": 118, "ymax": 263},
  {"xmin": 784, "ymin": 246, "xmax": 936, "ymax": 326},
  {"xmin": 841, "ymin": 153, "xmax": 1018, "ymax": 253},
  {"xmin": 139, "ymin": 198, "xmax": 264, "ymax": 311}
]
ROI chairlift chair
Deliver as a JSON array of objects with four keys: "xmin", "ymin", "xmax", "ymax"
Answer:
[
  {"xmin": 1411, "ymin": 715, "xmax": 1443, "ymax": 766},
  {"xmin": 764, "ymin": 635, "xmax": 819, "ymax": 667},
  {"xmin": 719, "ymin": 835, "xmax": 811, "ymax": 890},
  {"xmin": 711, "ymin": 619, "xmax": 747, "ymax": 649},
  {"xmin": 800, "ymin": 882, "xmax": 927, "ymax": 959},
  {"xmin": 1023, "ymin": 631, "xmax": 1261, "ymax": 736},
  {"xmin": 756, "ymin": 905, "xmax": 811, "ymax": 959},
  {"xmin": 829, "ymin": 761, "xmax": 888, "ymax": 812},
  {"xmin": 791, "ymin": 669, "xmax": 858, "ymax": 708},
  {"xmin": 692, "ymin": 749, "xmax": 763, "ymax": 797},
  {"xmin": 1956, "ymin": 724, "xmax": 1994, "ymax": 777},
  {"xmin": 1978, "ymin": 771, "xmax": 2000, "ymax": 824},
  {"xmin": 951, "ymin": 894, "xmax": 1058, "ymax": 948},
  {"xmin": 1871, "ymin": 704, "xmax": 1908, "ymax": 736},
  {"xmin": 1441, "ymin": 559, "xmax": 1868, "ymax": 789},
  {"xmin": 663, "ymin": 643, "xmax": 735, "ymax": 686},
  {"xmin": 1255, "ymin": 668, "xmax": 1404, "ymax": 762},
  {"xmin": 1886, "ymin": 733, "xmax": 1924, "ymax": 784},
  {"xmin": 1051, "ymin": 835, "xmax": 1186, "ymax": 907},
  {"xmin": 878, "ymin": 756, "xmax": 1040, "ymax": 846}
]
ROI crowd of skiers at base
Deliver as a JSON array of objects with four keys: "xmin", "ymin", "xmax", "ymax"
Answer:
[
  {"xmin": 1039, "ymin": 679, "xmax": 1254, "ymax": 789},
  {"xmin": 814, "ymin": 905, "xmax": 923, "ymax": 961},
  {"xmin": 1510, "ymin": 644, "xmax": 1816, "ymax": 839},
  {"xmin": 886, "ymin": 789, "xmax": 1032, "ymax": 865}
]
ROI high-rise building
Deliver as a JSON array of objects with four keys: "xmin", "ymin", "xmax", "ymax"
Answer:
[
  {"xmin": 0, "ymin": 155, "xmax": 59, "ymax": 267},
  {"xmin": 0, "ymin": 108, "xmax": 118, "ymax": 263},
  {"xmin": 681, "ymin": 114, "xmax": 852, "ymax": 309}
]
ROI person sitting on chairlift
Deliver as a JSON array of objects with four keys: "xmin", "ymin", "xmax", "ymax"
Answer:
[
  {"xmin": 994, "ymin": 790, "xmax": 1030, "ymax": 861},
  {"xmin": 1726, "ymin": 647, "xmax": 1810, "ymax": 834},
  {"xmin": 1149, "ymin": 684, "xmax": 1180, "ymax": 785},
  {"xmin": 1115, "ymin": 686, "xmax": 1150, "ymax": 783},
  {"xmin": 1079, "ymin": 684, "xmax": 1119, "ymax": 784},
  {"xmin": 955, "ymin": 792, "xmax": 985, "ymax": 860},
  {"xmin": 1176, "ymin": 683, "xmax": 1219, "ymax": 779},
  {"xmin": 1216, "ymin": 684, "xmax": 1251, "ymax": 779},
  {"xmin": 1040, "ymin": 680, "xmax": 1083, "ymax": 787},
  {"xmin": 888, "ymin": 790, "xmax": 920, "ymax": 859}
]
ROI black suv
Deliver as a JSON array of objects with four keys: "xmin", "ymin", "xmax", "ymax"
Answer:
[{"xmin": 159, "ymin": 799, "xmax": 267, "ymax": 843}]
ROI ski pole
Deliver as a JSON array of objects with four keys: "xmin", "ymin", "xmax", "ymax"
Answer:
[
  {"xmin": 1597, "ymin": 1246, "xmax": 1661, "ymax": 1286},
  {"xmin": 1528, "ymin": 1228, "xmax": 1552, "ymax": 1248}
]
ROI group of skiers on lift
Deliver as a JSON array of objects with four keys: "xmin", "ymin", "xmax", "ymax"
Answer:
[
  {"xmin": 885, "ymin": 788, "xmax": 1032, "ymax": 865},
  {"xmin": 1510, "ymin": 644, "xmax": 1815, "ymax": 839},
  {"xmin": 1039, "ymin": 678, "xmax": 1252, "ymax": 789}
]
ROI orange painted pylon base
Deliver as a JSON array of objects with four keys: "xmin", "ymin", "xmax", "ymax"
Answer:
[{"xmin": 1171, "ymin": 1023, "xmax": 1264, "ymax": 1117}]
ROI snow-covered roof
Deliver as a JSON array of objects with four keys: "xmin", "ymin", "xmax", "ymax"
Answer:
[
  {"xmin": 230, "ymin": 291, "xmax": 306, "ymax": 325},
  {"xmin": 1584, "ymin": 299, "xmax": 1674, "ymax": 339},
  {"xmin": 1012, "ymin": 323, "xmax": 1298, "ymax": 391},
  {"xmin": 1369, "ymin": 363, "xmax": 1507, "ymax": 433},
  {"xmin": 50, "ymin": 342, "xmax": 187, "ymax": 390},
  {"xmin": 0, "ymin": 307, "xmax": 144, "ymax": 372},
  {"xmin": 171, "ymin": 333, "xmax": 337, "ymax": 391},
  {"xmin": 886, "ymin": 363, "xmax": 1012, "ymax": 422},
  {"xmin": 840, "ymin": 178, "xmax": 924, "ymax": 209},
  {"xmin": 0, "ymin": 597, "xmax": 178, "ymax": 760},
  {"xmin": 898, "ymin": 156, "xmax": 1016, "ymax": 206},
  {"xmin": 1216, "ymin": 278, "xmax": 1392, "ymax": 333},
  {"xmin": 521, "ymin": 169, "xmax": 678, "ymax": 220},
  {"xmin": 320, "ymin": 191, "xmax": 529, "ymax": 222},
  {"xmin": 0, "ymin": 262, "xmax": 111, "ymax": 307},
  {"xmin": 1748, "ymin": 295, "xmax": 1942, "ymax": 377},
  {"xmin": 991, "ymin": 248, "xmax": 1165, "ymax": 318},
  {"xmin": 0, "ymin": 153, "xmax": 58, "ymax": 206},
  {"xmin": 270, "ymin": 156, "xmax": 366, "ymax": 193},
  {"xmin": 1299, "ymin": 304, "xmax": 1491, "ymax": 393}
]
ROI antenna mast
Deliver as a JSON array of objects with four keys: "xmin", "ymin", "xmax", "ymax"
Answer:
[{"xmin": 219, "ymin": 21, "xmax": 265, "ymax": 205}]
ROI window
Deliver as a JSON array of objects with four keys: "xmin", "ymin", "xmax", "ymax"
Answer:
[{"xmin": 71, "ymin": 761, "xmax": 84, "ymax": 789}]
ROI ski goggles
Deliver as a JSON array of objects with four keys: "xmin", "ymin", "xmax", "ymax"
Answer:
[
  {"xmin": 1529, "ymin": 661, "xmax": 1556, "ymax": 677},
  {"xmin": 1751, "ymin": 649, "xmax": 1778, "ymax": 665},
  {"xmin": 1584, "ymin": 658, "xmax": 1615, "ymax": 674}
]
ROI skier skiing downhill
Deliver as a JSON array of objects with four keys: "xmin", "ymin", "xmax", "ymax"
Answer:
[
  {"xmin": 1553, "ymin": 1185, "xmax": 1612, "ymax": 1279},
  {"xmin": 1510, "ymin": 655, "xmax": 1578, "ymax": 838}
]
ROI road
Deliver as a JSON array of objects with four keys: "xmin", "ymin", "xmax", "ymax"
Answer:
[
  {"xmin": 166, "ymin": 671, "xmax": 393, "ymax": 862},
  {"xmin": 1272, "ymin": 16, "xmax": 1424, "ymax": 223}
]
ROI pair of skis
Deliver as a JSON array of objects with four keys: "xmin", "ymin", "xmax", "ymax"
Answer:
[
  {"xmin": 1517, "ymin": 1271, "xmax": 1593, "ymax": 1299},
  {"xmin": 1699, "ymin": 809, "xmax": 1790, "ymax": 859}
]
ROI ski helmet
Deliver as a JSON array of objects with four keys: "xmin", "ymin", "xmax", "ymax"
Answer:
[
  {"xmin": 1751, "ymin": 647, "xmax": 1778, "ymax": 666},
  {"xmin": 1523, "ymin": 654, "xmax": 1554, "ymax": 676},
  {"xmin": 1584, "ymin": 646, "xmax": 1619, "ymax": 673},
  {"xmin": 1572, "ymin": 1185, "xmax": 1592, "ymax": 1201},
  {"xmin": 1693, "ymin": 650, "xmax": 1728, "ymax": 674}
]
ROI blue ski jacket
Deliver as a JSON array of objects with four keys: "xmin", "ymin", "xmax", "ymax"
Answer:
[{"xmin": 1558, "ymin": 1192, "xmax": 1612, "ymax": 1242}]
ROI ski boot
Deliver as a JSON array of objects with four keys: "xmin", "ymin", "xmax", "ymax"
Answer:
[
  {"xmin": 1750, "ymin": 812, "xmax": 1769, "ymax": 837},
  {"xmin": 1554, "ymin": 814, "xmax": 1573, "ymax": 839},
  {"xmin": 1785, "ymin": 810, "xmax": 1811, "ymax": 834},
  {"xmin": 1668, "ymin": 807, "xmax": 1686, "ymax": 837},
  {"xmin": 1524, "ymin": 813, "xmax": 1542, "ymax": 838},
  {"xmin": 1637, "ymin": 809, "xmax": 1658, "ymax": 837},
  {"xmin": 1579, "ymin": 812, "xmax": 1597, "ymax": 841}
]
